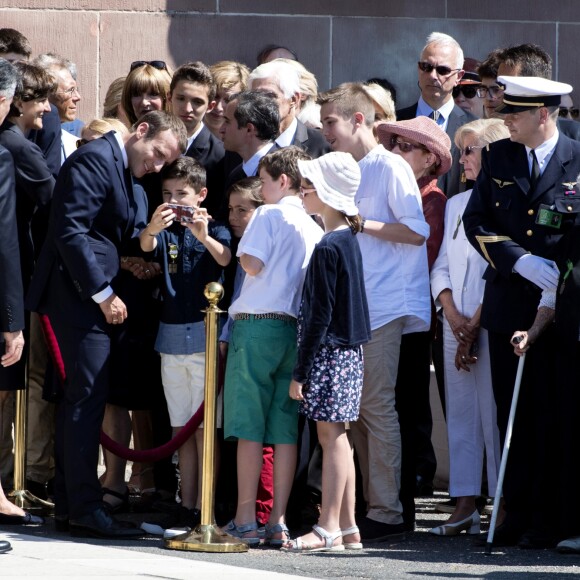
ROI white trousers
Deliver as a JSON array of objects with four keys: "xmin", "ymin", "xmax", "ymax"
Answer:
[{"xmin": 443, "ymin": 320, "xmax": 500, "ymax": 497}]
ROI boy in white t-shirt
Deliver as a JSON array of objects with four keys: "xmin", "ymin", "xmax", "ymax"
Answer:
[
  {"xmin": 222, "ymin": 146, "xmax": 323, "ymax": 545},
  {"xmin": 318, "ymin": 82, "xmax": 431, "ymax": 543}
]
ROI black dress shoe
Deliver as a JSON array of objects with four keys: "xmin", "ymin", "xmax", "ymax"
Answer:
[
  {"xmin": 0, "ymin": 511, "xmax": 44, "ymax": 525},
  {"xmin": 69, "ymin": 507, "xmax": 143, "ymax": 539},
  {"xmin": 475, "ymin": 521, "xmax": 523, "ymax": 547},
  {"xmin": 26, "ymin": 479, "xmax": 48, "ymax": 501},
  {"xmin": 518, "ymin": 530, "xmax": 557, "ymax": 550},
  {"xmin": 358, "ymin": 517, "xmax": 407, "ymax": 543},
  {"xmin": 415, "ymin": 476, "xmax": 434, "ymax": 497},
  {"xmin": 54, "ymin": 514, "xmax": 70, "ymax": 532},
  {"xmin": 0, "ymin": 540, "xmax": 12, "ymax": 554}
]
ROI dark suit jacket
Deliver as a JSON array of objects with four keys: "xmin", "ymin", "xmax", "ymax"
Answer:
[
  {"xmin": 463, "ymin": 135, "xmax": 580, "ymax": 333},
  {"xmin": 26, "ymin": 132, "xmax": 145, "ymax": 330},
  {"xmin": 224, "ymin": 142, "xmax": 279, "ymax": 192},
  {"xmin": 0, "ymin": 146, "xmax": 24, "ymax": 333},
  {"xmin": 185, "ymin": 125, "xmax": 226, "ymax": 217},
  {"xmin": 396, "ymin": 102, "xmax": 476, "ymax": 198},
  {"xmin": 291, "ymin": 119, "xmax": 331, "ymax": 158},
  {"xmin": 28, "ymin": 104, "xmax": 62, "ymax": 179},
  {"xmin": 0, "ymin": 121, "xmax": 55, "ymax": 290}
]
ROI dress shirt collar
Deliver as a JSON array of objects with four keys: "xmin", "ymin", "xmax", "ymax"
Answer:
[
  {"xmin": 113, "ymin": 130, "xmax": 128, "ymax": 169},
  {"xmin": 242, "ymin": 141, "xmax": 273, "ymax": 177},
  {"xmin": 275, "ymin": 118, "xmax": 298, "ymax": 148},
  {"xmin": 525, "ymin": 129, "xmax": 559, "ymax": 176},
  {"xmin": 186, "ymin": 122, "xmax": 204, "ymax": 152},
  {"xmin": 417, "ymin": 96, "xmax": 455, "ymax": 130}
]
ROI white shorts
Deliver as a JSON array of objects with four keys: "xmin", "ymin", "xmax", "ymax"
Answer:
[{"xmin": 160, "ymin": 353, "xmax": 222, "ymax": 428}]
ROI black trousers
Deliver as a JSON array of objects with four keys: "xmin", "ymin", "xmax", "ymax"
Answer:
[
  {"xmin": 395, "ymin": 331, "xmax": 436, "ymax": 526},
  {"xmin": 488, "ymin": 327, "xmax": 558, "ymax": 534},
  {"xmin": 51, "ymin": 318, "xmax": 111, "ymax": 519}
]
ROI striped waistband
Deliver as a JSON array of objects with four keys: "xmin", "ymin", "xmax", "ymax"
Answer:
[{"xmin": 234, "ymin": 312, "xmax": 296, "ymax": 323}]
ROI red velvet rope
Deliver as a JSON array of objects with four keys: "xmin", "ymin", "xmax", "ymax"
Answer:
[{"xmin": 38, "ymin": 313, "xmax": 208, "ymax": 462}]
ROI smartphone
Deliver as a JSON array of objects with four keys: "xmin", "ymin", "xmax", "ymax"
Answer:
[{"xmin": 166, "ymin": 203, "xmax": 195, "ymax": 223}]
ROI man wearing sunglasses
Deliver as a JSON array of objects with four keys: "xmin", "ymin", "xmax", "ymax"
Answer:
[
  {"xmin": 464, "ymin": 76, "xmax": 580, "ymax": 551},
  {"xmin": 397, "ymin": 32, "xmax": 476, "ymax": 199},
  {"xmin": 452, "ymin": 59, "xmax": 484, "ymax": 119}
]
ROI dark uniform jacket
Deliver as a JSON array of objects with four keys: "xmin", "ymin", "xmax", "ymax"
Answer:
[{"xmin": 463, "ymin": 134, "xmax": 580, "ymax": 333}]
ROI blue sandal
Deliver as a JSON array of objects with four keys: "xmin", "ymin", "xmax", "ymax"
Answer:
[
  {"xmin": 222, "ymin": 520, "xmax": 260, "ymax": 546},
  {"xmin": 264, "ymin": 522, "xmax": 290, "ymax": 547}
]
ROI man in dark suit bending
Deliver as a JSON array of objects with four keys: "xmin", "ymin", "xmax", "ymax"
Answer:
[{"xmin": 26, "ymin": 111, "xmax": 187, "ymax": 539}]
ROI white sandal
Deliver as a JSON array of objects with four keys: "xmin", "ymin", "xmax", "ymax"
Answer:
[
  {"xmin": 281, "ymin": 524, "xmax": 345, "ymax": 553},
  {"xmin": 341, "ymin": 525, "xmax": 363, "ymax": 550}
]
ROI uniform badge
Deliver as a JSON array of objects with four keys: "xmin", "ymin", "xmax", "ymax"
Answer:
[
  {"xmin": 492, "ymin": 178, "xmax": 515, "ymax": 188},
  {"xmin": 168, "ymin": 243, "xmax": 178, "ymax": 274}
]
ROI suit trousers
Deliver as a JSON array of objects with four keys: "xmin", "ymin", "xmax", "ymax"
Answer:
[
  {"xmin": 443, "ymin": 322, "xmax": 500, "ymax": 497},
  {"xmin": 395, "ymin": 330, "xmax": 435, "ymax": 526},
  {"xmin": 350, "ymin": 317, "xmax": 405, "ymax": 525},
  {"xmin": 26, "ymin": 313, "xmax": 55, "ymax": 484},
  {"xmin": 51, "ymin": 317, "xmax": 111, "ymax": 519}
]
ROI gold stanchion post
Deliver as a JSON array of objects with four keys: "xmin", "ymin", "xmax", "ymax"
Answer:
[
  {"xmin": 165, "ymin": 282, "xmax": 248, "ymax": 552},
  {"xmin": 9, "ymin": 387, "xmax": 54, "ymax": 513}
]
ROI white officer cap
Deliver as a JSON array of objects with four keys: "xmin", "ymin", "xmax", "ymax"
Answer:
[{"xmin": 496, "ymin": 76, "xmax": 572, "ymax": 114}]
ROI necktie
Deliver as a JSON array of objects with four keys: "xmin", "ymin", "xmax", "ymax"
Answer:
[
  {"xmin": 429, "ymin": 110, "xmax": 441, "ymax": 123},
  {"xmin": 530, "ymin": 149, "xmax": 540, "ymax": 192}
]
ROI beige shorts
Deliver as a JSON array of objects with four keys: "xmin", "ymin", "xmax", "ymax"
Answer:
[{"xmin": 160, "ymin": 353, "xmax": 222, "ymax": 428}]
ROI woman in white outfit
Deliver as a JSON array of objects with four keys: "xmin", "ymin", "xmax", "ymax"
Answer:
[{"xmin": 429, "ymin": 119, "xmax": 508, "ymax": 536}]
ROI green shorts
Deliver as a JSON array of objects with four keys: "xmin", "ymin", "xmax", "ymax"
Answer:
[{"xmin": 224, "ymin": 316, "xmax": 299, "ymax": 445}]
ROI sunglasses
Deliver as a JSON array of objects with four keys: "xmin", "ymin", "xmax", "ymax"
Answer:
[
  {"xmin": 130, "ymin": 60, "xmax": 167, "ymax": 72},
  {"xmin": 559, "ymin": 107, "xmax": 579, "ymax": 119},
  {"xmin": 476, "ymin": 86, "xmax": 504, "ymax": 98},
  {"xmin": 418, "ymin": 61, "xmax": 461, "ymax": 76},
  {"xmin": 390, "ymin": 136, "xmax": 428, "ymax": 153},
  {"xmin": 453, "ymin": 85, "xmax": 479, "ymax": 99},
  {"xmin": 460, "ymin": 145, "xmax": 485, "ymax": 157}
]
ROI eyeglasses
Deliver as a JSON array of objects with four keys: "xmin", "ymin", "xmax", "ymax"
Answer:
[
  {"xmin": 299, "ymin": 186, "xmax": 316, "ymax": 197},
  {"xmin": 418, "ymin": 61, "xmax": 461, "ymax": 76},
  {"xmin": 476, "ymin": 86, "xmax": 504, "ymax": 98},
  {"xmin": 76, "ymin": 138, "xmax": 88, "ymax": 149},
  {"xmin": 559, "ymin": 107, "xmax": 579, "ymax": 119},
  {"xmin": 460, "ymin": 145, "xmax": 485, "ymax": 156},
  {"xmin": 57, "ymin": 86, "xmax": 80, "ymax": 98},
  {"xmin": 453, "ymin": 85, "xmax": 479, "ymax": 99},
  {"xmin": 390, "ymin": 136, "xmax": 428, "ymax": 153},
  {"xmin": 130, "ymin": 60, "xmax": 167, "ymax": 72}
]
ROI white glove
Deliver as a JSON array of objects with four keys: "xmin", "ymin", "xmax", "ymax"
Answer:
[{"xmin": 514, "ymin": 254, "xmax": 560, "ymax": 291}]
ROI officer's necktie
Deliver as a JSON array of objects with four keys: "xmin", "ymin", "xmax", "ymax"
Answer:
[{"xmin": 530, "ymin": 149, "xmax": 540, "ymax": 192}]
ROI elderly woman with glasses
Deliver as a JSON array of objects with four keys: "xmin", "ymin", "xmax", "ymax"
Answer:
[
  {"xmin": 121, "ymin": 61, "xmax": 172, "ymax": 126},
  {"xmin": 376, "ymin": 117, "xmax": 450, "ymax": 530},
  {"xmin": 428, "ymin": 118, "xmax": 509, "ymax": 536}
]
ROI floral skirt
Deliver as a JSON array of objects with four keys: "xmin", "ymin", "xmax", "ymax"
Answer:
[{"xmin": 299, "ymin": 342, "xmax": 364, "ymax": 422}]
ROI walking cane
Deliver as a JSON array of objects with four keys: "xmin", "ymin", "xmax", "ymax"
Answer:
[{"xmin": 485, "ymin": 347, "xmax": 526, "ymax": 555}]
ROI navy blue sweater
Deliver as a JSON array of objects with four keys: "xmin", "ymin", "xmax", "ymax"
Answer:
[{"xmin": 293, "ymin": 228, "xmax": 371, "ymax": 384}]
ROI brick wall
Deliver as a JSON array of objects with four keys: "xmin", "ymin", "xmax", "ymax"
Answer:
[{"xmin": 2, "ymin": 1, "xmax": 579, "ymax": 121}]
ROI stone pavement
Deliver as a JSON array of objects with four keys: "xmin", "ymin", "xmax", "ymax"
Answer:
[{"xmin": 2, "ymin": 494, "xmax": 580, "ymax": 579}]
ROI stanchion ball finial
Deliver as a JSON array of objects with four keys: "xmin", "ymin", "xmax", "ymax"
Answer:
[{"xmin": 204, "ymin": 282, "xmax": 224, "ymax": 306}]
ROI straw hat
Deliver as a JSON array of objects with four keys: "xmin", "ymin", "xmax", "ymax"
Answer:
[
  {"xmin": 376, "ymin": 117, "xmax": 452, "ymax": 177},
  {"xmin": 297, "ymin": 152, "xmax": 360, "ymax": 216}
]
